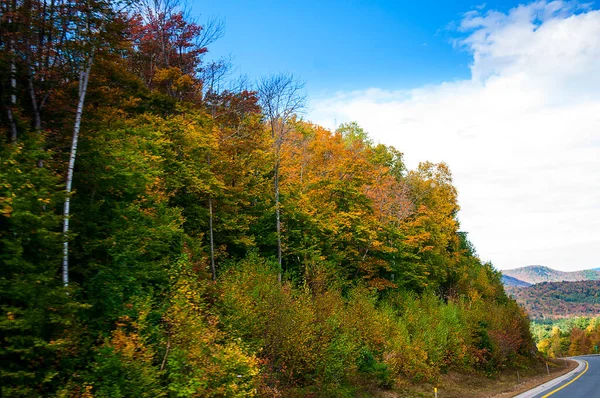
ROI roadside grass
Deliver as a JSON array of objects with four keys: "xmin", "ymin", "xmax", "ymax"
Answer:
[{"xmin": 362, "ymin": 358, "xmax": 576, "ymax": 398}]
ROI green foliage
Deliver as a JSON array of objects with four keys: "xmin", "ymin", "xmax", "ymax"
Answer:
[
  {"xmin": 1, "ymin": 2, "xmax": 537, "ymax": 396},
  {"xmin": 83, "ymin": 340, "xmax": 164, "ymax": 398},
  {"xmin": 337, "ymin": 121, "xmax": 373, "ymax": 147},
  {"xmin": 215, "ymin": 256, "xmax": 532, "ymax": 394},
  {"xmin": 163, "ymin": 258, "xmax": 259, "ymax": 397},
  {"xmin": 0, "ymin": 139, "xmax": 76, "ymax": 396},
  {"xmin": 534, "ymin": 316, "xmax": 600, "ymax": 358}
]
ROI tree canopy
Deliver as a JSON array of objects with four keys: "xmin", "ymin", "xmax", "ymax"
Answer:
[{"xmin": 1, "ymin": 1, "xmax": 534, "ymax": 396}]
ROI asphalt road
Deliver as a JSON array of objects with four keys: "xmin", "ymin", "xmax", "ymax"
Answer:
[{"xmin": 519, "ymin": 355, "xmax": 600, "ymax": 398}]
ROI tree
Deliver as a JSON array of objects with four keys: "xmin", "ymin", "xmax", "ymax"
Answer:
[
  {"xmin": 0, "ymin": 1, "xmax": 540, "ymax": 393},
  {"xmin": 202, "ymin": 59, "xmax": 234, "ymax": 281},
  {"xmin": 19, "ymin": 0, "xmax": 71, "ymax": 137},
  {"xmin": 0, "ymin": 0, "xmax": 18, "ymax": 142},
  {"xmin": 205, "ymin": 89, "xmax": 268, "ymax": 280},
  {"xmin": 257, "ymin": 73, "xmax": 305, "ymax": 282},
  {"xmin": 275, "ymin": 122, "xmax": 411, "ymax": 288},
  {"xmin": 62, "ymin": 0, "xmax": 123, "ymax": 286},
  {"xmin": 395, "ymin": 162, "xmax": 461, "ymax": 291},
  {"xmin": 0, "ymin": 140, "xmax": 70, "ymax": 395},
  {"xmin": 130, "ymin": 0, "xmax": 223, "ymax": 99}
]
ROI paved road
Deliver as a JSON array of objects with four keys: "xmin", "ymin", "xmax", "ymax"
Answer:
[{"xmin": 517, "ymin": 355, "xmax": 600, "ymax": 398}]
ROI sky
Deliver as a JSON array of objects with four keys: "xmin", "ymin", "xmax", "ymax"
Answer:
[{"xmin": 193, "ymin": 1, "xmax": 600, "ymax": 272}]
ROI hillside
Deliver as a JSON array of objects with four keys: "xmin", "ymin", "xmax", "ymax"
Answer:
[
  {"xmin": 506, "ymin": 280, "xmax": 600, "ymax": 320},
  {"xmin": 503, "ymin": 266, "xmax": 600, "ymax": 285},
  {"xmin": 0, "ymin": 1, "xmax": 536, "ymax": 395},
  {"xmin": 501, "ymin": 275, "xmax": 531, "ymax": 287}
]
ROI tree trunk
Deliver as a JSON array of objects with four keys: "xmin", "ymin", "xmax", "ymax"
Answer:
[
  {"xmin": 6, "ymin": 107, "xmax": 17, "ymax": 143},
  {"xmin": 62, "ymin": 55, "xmax": 93, "ymax": 287},
  {"xmin": 207, "ymin": 153, "xmax": 216, "ymax": 281},
  {"xmin": 160, "ymin": 336, "xmax": 171, "ymax": 371},
  {"xmin": 257, "ymin": 74, "xmax": 306, "ymax": 283},
  {"xmin": 208, "ymin": 195, "xmax": 216, "ymax": 281},
  {"xmin": 27, "ymin": 65, "xmax": 42, "ymax": 134},
  {"xmin": 7, "ymin": 37, "xmax": 18, "ymax": 142},
  {"xmin": 27, "ymin": 61, "xmax": 46, "ymax": 168},
  {"xmin": 275, "ymin": 163, "xmax": 282, "ymax": 283}
]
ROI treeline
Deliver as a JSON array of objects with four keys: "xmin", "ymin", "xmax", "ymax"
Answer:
[
  {"xmin": 1, "ymin": 0, "xmax": 534, "ymax": 396},
  {"xmin": 506, "ymin": 280, "xmax": 600, "ymax": 320},
  {"xmin": 533, "ymin": 317, "xmax": 600, "ymax": 358}
]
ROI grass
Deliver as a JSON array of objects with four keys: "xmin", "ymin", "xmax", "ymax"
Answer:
[{"xmin": 364, "ymin": 358, "xmax": 577, "ymax": 398}]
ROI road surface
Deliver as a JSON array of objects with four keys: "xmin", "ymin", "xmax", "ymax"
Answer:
[{"xmin": 516, "ymin": 355, "xmax": 600, "ymax": 398}]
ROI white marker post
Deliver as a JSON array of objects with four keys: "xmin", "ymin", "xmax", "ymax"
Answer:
[{"xmin": 434, "ymin": 387, "xmax": 438, "ymax": 398}]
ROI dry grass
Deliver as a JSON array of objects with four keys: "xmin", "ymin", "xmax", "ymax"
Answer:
[{"xmin": 365, "ymin": 358, "xmax": 577, "ymax": 398}]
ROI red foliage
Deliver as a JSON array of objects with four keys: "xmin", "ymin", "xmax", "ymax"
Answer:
[{"xmin": 128, "ymin": 10, "xmax": 207, "ymax": 91}]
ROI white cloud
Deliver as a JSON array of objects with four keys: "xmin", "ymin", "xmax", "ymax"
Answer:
[{"xmin": 308, "ymin": 1, "xmax": 600, "ymax": 271}]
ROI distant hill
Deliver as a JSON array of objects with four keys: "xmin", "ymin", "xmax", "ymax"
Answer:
[
  {"xmin": 502, "ymin": 265, "xmax": 600, "ymax": 285},
  {"xmin": 501, "ymin": 275, "xmax": 531, "ymax": 287},
  {"xmin": 506, "ymin": 280, "xmax": 600, "ymax": 320}
]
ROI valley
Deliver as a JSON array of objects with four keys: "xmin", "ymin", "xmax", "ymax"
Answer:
[
  {"xmin": 502, "ymin": 265, "xmax": 600, "ymax": 320},
  {"xmin": 502, "ymin": 265, "xmax": 600, "ymax": 360}
]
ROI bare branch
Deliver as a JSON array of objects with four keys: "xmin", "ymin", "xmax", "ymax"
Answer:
[
  {"xmin": 201, "ymin": 56, "xmax": 232, "ymax": 96},
  {"xmin": 257, "ymin": 73, "xmax": 306, "ymax": 128},
  {"xmin": 256, "ymin": 73, "xmax": 306, "ymax": 282},
  {"xmin": 196, "ymin": 16, "xmax": 224, "ymax": 49}
]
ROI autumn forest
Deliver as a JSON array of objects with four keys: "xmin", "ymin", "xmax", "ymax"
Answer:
[{"xmin": 1, "ymin": 1, "xmax": 537, "ymax": 396}]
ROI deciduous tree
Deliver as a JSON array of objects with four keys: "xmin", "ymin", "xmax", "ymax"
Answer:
[{"xmin": 258, "ymin": 73, "xmax": 305, "ymax": 282}]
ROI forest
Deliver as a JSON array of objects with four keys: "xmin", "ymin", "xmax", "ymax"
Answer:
[
  {"xmin": 1, "ymin": 1, "xmax": 535, "ymax": 396},
  {"xmin": 506, "ymin": 280, "xmax": 600, "ymax": 320},
  {"xmin": 533, "ymin": 317, "xmax": 600, "ymax": 358}
]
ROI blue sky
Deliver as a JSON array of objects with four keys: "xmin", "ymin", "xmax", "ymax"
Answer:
[
  {"xmin": 191, "ymin": 1, "xmax": 600, "ymax": 272},
  {"xmin": 193, "ymin": 1, "xmax": 520, "ymax": 94}
]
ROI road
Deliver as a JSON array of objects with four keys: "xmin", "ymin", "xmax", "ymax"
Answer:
[{"xmin": 516, "ymin": 355, "xmax": 600, "ymax": 398}]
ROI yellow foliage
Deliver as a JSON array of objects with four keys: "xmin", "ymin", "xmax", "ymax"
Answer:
[
  {"xmin": 108, "ymin": 316, "xmax": 155, "ymax": 365},
  {"xmin": 165, "ymin": 261, "xmax": 259, "ymax": 396}
]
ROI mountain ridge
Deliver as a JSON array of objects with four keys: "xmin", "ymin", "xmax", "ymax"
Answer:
[
  {"xmin": 501, "ymin": 275, "xmax": 531, "ymax": 287},
  {"xmin": 502, "ymin": 265, "xmax": 600, "ymax": 285}
]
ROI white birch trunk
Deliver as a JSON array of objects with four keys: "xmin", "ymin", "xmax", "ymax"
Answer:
[
  {"xmin": 62, "ymin": 55, "xmax": 93, "ymax": 287},
  {"xmin": 8, "ymin": 38, "xmax": 18, "ymax": 142}
]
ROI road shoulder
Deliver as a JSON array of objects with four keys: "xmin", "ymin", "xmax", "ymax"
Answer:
[{"xmin": 512, "ymin": 359, "xmax": 585, "ymax": 398}]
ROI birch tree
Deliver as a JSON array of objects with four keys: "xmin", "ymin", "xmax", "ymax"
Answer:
[
  {"xmin": 62, "ymin": 0, "xmax": 117, "ymax": 286},
  {"xmin": 257, "ymin": 73, "xmax": 305, "ymax": 282},
  {"xmin": 0, "ymin": 0, "xmax": 19, "ymax": 142}
]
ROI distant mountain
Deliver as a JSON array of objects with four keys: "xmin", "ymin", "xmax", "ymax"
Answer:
[
  {"xmin": 506, "ymin": 280, "xmax": 600, "ymax": 320},
  {"xmin": 502, "ymin": 265, "xmax": 600, "ymax": 285},
  {"xmin": 501, "ymin": 275, "xmax": 531, "ymax": 287}
]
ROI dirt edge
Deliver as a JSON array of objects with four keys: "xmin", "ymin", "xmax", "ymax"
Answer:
[{"xmin": 489, "ymin": 359, "xmax": 578, "ymax": 398}]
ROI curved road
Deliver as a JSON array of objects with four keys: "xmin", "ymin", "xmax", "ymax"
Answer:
[{"xmin": 517, "ymin": 355, "xmax": 600, "ymax": 398}]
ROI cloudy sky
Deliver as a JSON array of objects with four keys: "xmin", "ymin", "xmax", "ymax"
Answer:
[{"xmin": 197, "ymin": 1, "xmax": 599, "ymax": 271}]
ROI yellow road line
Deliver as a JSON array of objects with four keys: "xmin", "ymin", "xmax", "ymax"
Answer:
[{"xmin": 542, "ymin": 360, "xmax": 589, "ymax": 398}]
